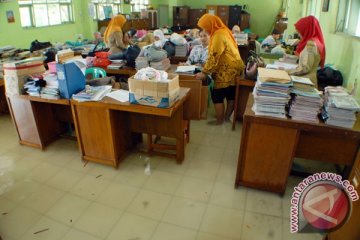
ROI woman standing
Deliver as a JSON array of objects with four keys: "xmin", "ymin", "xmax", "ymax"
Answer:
[
  {"xmin": 287, "ymin": 16, "xmax": 326, "ymax": 88},
  {"xmin": 196, "ymin": 14, "xmax": 244, "ymax": 125},
  {"xmin": 104, "ymin": 15, "xmax": 128, "ymax": 54}
]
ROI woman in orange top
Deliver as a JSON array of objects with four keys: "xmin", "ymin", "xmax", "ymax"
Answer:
[
  {"xmin": 104, "ymin": 15, "xmax": 128, "ymax": 54},
  {"xmin": 196, "ymin": 14, "xmax": 244, "ymax": 125}
]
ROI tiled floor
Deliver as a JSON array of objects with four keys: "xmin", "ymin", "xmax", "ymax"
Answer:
[{"xmin": 0, "ymin": 113, "xmax": 324, "ymax": 240}]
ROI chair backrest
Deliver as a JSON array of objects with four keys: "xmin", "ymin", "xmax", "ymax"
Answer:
[{"xmin": 85, "ymin": 67, "xmax": 107, "ymax": 79}]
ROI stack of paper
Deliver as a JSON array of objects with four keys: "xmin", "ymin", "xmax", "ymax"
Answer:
[
  {"xmin": 289, "ymin": 76, "xmax": 323, "ymax": 123},
  {"xmin": 175, "ymin": 44, "xmax": 188, "ymax": 57},
  {"xmin": 72, "ymin": 85, "xmax": 112, "ymax": 102},
  {"xmin": 322, "ymin": 86, "xmax": 360, "ymax": 128},
  {"xmin": 252, "ymin": 68, "xmax": 292, "ymax": 118},
  {"xmin": 108, "ymin": 60, "xmax": 125, "ymax": 70},
  {"xmin": 175, "ymin": 65, "xmax": 196, "ymax": 74},
  {"xmin": 135, "ymin": 57, "xmax": 149, "ymax": 70},
  {"xmin": 41, "ymin": 73, "xmax": 60, "ymax": 99},
  {"xmin": 24, "ymin": 81, "xmax": 41, "ymax": 97},
  {"xmin": 150, "ymin": 58, "xmax": 171, "ymax": 71}
]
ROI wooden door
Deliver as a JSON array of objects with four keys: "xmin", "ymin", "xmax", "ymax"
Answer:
[
  {"xmin": 206, "ymin": 5, "xmax": 218, "ymax": 15},
  {"xmin": 72, "ymin": 104, "xmax": 119, "ymax": 167},
  {"xmin": 189, "ymin": 9, "xmax": 206, "ymax": 27},
  {"xmin": 7, "ymin": 96, "xmax": 42, "ymax": 148},
  {"xmin": 236, "ymin": 120, "xmax": 299, "ymax": 194}
]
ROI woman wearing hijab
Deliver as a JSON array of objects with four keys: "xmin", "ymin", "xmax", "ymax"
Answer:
[
  {"xmin": 104, "ymin": 15, "xmax": 128, "ymax": 54},
  {"xmin": 287, "ymin": 16, "xmax": 326, "ymax": 88},
  {"xmin": 196, "ymin": 14, "xmax": 244, "ymax": 125}
]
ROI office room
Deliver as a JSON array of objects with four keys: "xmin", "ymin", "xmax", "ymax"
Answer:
[{"xmin": 0, "ymin": 0, "xmax": 359, "ymax": 239}]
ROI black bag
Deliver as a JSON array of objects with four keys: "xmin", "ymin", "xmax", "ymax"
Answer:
[
  {"xmin": 30, "ymin": 40, "xmax": 52, "ymax": 52},
  {"xmin": 245, "ymin": 50, "xmax": 265, "ymax": 80},
  {"xmin": 88, "ymin": 41, "xmax": 109, "ymax": 57},
  {"xmin": 317, "ymin": 67, "xmax": 343, "ymax": 90},
  {"xmin": 163, "ymin": 41, "xmax": 176, "ymax": 57},
  {"xmin": 125, "ymin": 45, "xmax": 141, "ymax": 68}
]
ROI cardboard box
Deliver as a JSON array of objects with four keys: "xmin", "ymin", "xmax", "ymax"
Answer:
[
  {"xmin": 4, "ymin": 59, "xmax": 45, "ymax": 95},
  {"xmin": 128, "ymin": 73, "xmax": 180, "ymax": 108}
]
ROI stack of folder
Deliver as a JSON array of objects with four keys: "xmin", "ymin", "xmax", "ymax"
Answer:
[
  {"xmin": 322, "ymin": 86, "xmax": 360, "ymax": 128},
  {"xmin": 135, "ymin": 57, "xmax": 149, "ymax": 70},
  {"xmin": 289, "ymin": 76, "xmax": 323, "ymax": 123},
  {"xmin": 252, "ymin": 68, "xmax": 292, "ymax": 118},
  {"xmin": 150, "ymin": 58, "xmax": 171, "ymax": 71},
  {"xmin": 72, "ymin": 85, "xmax": 112, "ymax": 102},
  {"xmin": 175, "ymin": 44, "xmax": 188, "ymax": 57}
]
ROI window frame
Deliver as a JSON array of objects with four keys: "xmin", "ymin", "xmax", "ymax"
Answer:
[
  {"xmin": 18, "ymin": 0, "xmax": 74, "ymax": 28},
  {"xmin": 131, "ymin": 0, "xmax": 149, "ymax": 13},
  {"xmin": 336, "ymin": 0, "xmax": 360, "ymax": 38},
  {"xmin": 91, "ymin": 0, "xmax": 123, "ymax": 20}
]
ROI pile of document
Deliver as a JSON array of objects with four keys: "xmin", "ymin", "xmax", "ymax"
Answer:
[
  {"xmin": 322, "ymin": 86, "xmax": 360, "ymax": 128},
  {"xmin": 176, "ymin": 65, "xmax": 196, "ymax": 74},
  {"xmin": 289, "ymin": 76, "xmax": 323, "ymax": 123},
  {"xmin": 175, "ymin": 45, "xmax": 188, "ymax": 57},
  {"xmin": 107, "ymin": 60, "xmax": 125, "ymax": 70},
  {"xmin": 41, "ymin": 73, "xmax": 60, "ymax": 99},
  {"xmin": 24, "ymin": 80, "xmax": 41, "ymax": 97},
  {"xmin": 72, "ymin": 85, "xmax": 112, "ymax": 102},
  {"xmin": 135, "ymin": 57, "xmax": 149, "ymax": 70},
  {"xmin": 252, "ymin": 68, "xmax": 292, "ymax": 118},
  {"xmin": 150, "ymin": 58, "xmax": 171, "ymax": 71}
]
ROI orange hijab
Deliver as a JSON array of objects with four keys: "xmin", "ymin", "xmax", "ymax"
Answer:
[
  {"xmin": 197, "ymin": 14, "xmax": 237, "ymax": 49},
  {"xmin": 104, "ymin": 15, "xmax": 127, "ymax": 44}
]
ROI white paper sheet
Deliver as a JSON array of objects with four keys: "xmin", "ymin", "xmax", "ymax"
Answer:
[{"xmin": 106, "ymin": 89, "xmax": 129, "ymax": 102}]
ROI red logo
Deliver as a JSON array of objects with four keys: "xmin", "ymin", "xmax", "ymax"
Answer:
[{"xmin": 301, "ymin": 183, "xmax": 350, "ymax": 231}]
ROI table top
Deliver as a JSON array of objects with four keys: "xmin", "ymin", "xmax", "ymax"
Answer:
[
  {"xmin": 72, "ymin": 87, "xmax": 190, "ymax": 117},
  {"xmin": 244, "ymin": 94, "xmax": 360, "ymax": 137}
]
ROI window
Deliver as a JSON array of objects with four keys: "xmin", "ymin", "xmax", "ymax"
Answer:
[
  {"xmin": 131, "ymin": 0, "xmax": 149, "ymax": 12},
  {"xmin": 91, "ymin": 0, "xmax": 122, "ymax": 20},
  {"xmin": 19, "ymin": 0, "xmax": 73, "ymax": 28},
  {"xmin": 336, "ymin": 0, "xmax": 360, "ymax": 37},
  {"xmin": 306, "ymin": 0, "xmax": 321, "ymax": 19}
]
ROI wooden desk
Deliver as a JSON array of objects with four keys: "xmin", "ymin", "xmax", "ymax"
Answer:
[
  {"xmin": 105, "ymin": 65, "xmax": 208, "ymax": 120},
  {"xmin": 0, "ymin": 79, "xmax": 9, "ymax": 114},
  {"xmin": 232, "ymin": 77, "xmax": 256, "ymax": 130},
  {"xmin": 235, "ymin": 94, "xmax": 360, "ymax": 194},
  {"xmin": 71, "ymin": 88, "xmax": 191, "ymax": 168},
  {"xmin": 6, "ymin": 95, "xmax": 72, "ymax": 149}
]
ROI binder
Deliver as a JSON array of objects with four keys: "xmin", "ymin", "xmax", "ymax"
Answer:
[{"xmin": 56, "ymin": 62, "xmax": 86, "ymax": 99}]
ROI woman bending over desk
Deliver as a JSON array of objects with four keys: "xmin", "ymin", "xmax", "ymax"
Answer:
[
  {"xmin": 286, "ymin": 16, "xmax": 326, "ymax": 88},
  {"xmin": 195, "ymin": 14, "xmax": 244, "ymax": 125}
]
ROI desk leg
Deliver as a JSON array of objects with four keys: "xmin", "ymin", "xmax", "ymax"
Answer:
[{"xmin": 232, "ymin": 80, "xmax": 240, "ymax": 130}]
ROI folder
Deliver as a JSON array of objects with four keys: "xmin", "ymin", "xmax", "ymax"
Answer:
[{"xmin": 56, "ymin": 62, "xmax": 86, "ymax": 99}]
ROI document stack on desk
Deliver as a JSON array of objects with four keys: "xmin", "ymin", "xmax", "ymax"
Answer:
[
  {"xmin": 150, "ymin": 58, "xmax": 171, "ymax": 71},
  {"xmin": 135, "ymin": 57, "xmax": 149, "ymax": 70},
  {"xmin": 41, "ymin": 73, "xmax": 60, "ymax": 99},
  {"xmin": 175, "ymin": 45, "xmax": 188, "ymax": 57},
  {"xmin": 252, "ymin": 68, "xmax": 292, "ymax": 118},
  {"xmin": 175, "ymin": 65, "xmax": 197, "ymax": 74},
  {"xmin": 108, "ymin": 60, "xmax": 125, "ymax": 70},
  {"xmin": 289, "ymin": 76, "xmax": 323, "ymax": 123},
  {"xmin": 72, "ymin": 85, "xmax": 112, "ymax": 102},
  {"xmin": 322, "ymin": 86, "xmax": 360, "ymax": 128}
]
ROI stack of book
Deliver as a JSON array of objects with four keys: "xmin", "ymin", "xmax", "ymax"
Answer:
[
  {"xmin": 175, "ymin": 44, "xmax": 188, "ymax": 57},
  {"xmin": 252, "ymin": 68, "xmax": 292, "ymax": 118},
  {"xmin": 135, "ymin": 57, "xmax": 149, "ymax": 70},
  {"xmin": 322, "ymin": 86, "xmax": 360, "ymax": 128},
  {"xmin": 108, "ymin": 60, "xmax": 125, "ymax": 70},
  {"xmin": 24, "ymin": 80, "xmax": 41, "ymax": 97},
  {"xmin": 289, "ymin": 76, "xmax": 323, "ymax": 123},
  {"xmin": 41, "ymin": 73, "xmax": 60, "ymax": 99},
  {"xmin": 72, "ymin": 85, "xmax": 112, "ymax": 102},
  {"xmin": 150, "ymin": 58, "xmax": 171, "ymax": 71}
]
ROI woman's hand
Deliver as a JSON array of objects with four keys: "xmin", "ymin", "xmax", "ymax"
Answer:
[
  {"xmin": 195, "ymin": 72, "xmax": 206, "ymax": 80},
  {"xmin": 178, "ymin": 62, "xmax": 189, "ymax": 66}
]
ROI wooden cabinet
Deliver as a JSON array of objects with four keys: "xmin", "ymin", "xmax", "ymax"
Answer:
[
  {"xmin": 240, "ymin": 11, "xmax": 250, "ymax": 30},
  {"xmin": 275, "ymin": 18, "xmax": 288, "ymax": 34},
  {"xmin": 217, "ymin": 6, "xmax": 229, "ymax": 26},
  {"xmin": 0, "ymin": 80, "xmax": 8, "ymax": 114},
  {"xmin": 228, "ymin": 5, "xmax": 242, "ymax": 29},
  {"xmin": 7, "ymin": 95, "xmax": 71, "ymax": 149},
  {"xmin": 98, "ymin": 19, "xmax": 151, "ymax": 33},
  {"xmin": 173, "ymin": 6, "xmax": 189, "ymax": 26},
  {"xmin": 188, "ymin": 9, "xmax": 206, "ymax": 28},
  {"xmin": 206, "ymin": 5, "xmax": 217, "ymax": 15}
]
